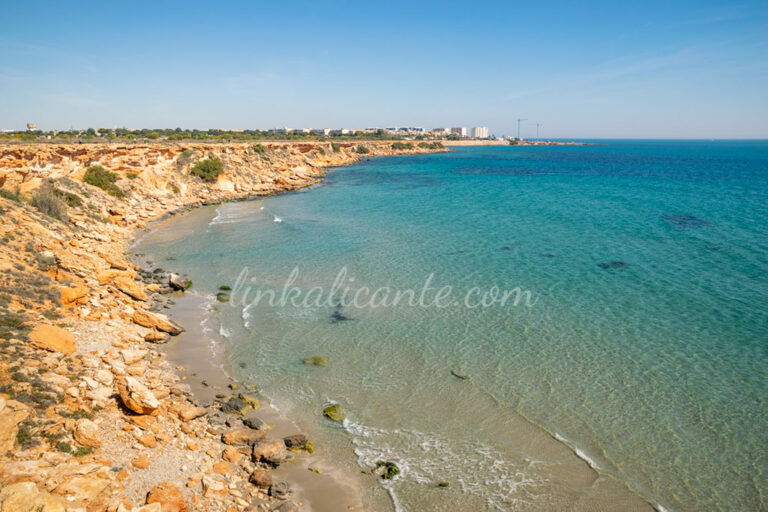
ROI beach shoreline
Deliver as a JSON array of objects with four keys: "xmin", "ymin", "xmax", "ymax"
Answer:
[{"xmin": 0, "ymin": 140, "xmax": 446, "ymax": 511}]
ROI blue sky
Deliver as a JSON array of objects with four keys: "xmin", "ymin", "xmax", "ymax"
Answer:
[{"xmin": 1, "ymin": 0, "xmax": 766, "ymax": 138}]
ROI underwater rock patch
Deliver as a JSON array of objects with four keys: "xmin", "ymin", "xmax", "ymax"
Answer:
[
  {"xmin": 661, "ymin": 214, "xmax": 712, "ymax": 228},
  {"xmin": 597, "ymin": 261, "xmax": 629, "ymax": 269}
]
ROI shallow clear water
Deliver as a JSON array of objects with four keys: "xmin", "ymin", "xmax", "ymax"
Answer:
[{"xmin": 138, "ymin": 141, "xmax": 768, "ymax": 511}]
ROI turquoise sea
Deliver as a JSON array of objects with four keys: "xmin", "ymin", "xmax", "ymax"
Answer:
[{"xmin": 138, "ymin": 141, "xmax": 768, "ymax": 511}]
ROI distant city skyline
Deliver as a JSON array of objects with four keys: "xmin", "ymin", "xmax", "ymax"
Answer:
[{"xmin": 1, "ymin": 1, "xmax": 766, "ymax": 138}]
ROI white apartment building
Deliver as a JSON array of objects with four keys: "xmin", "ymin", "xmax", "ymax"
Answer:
[
  {"xmin": 471, "ymin": 126, "xmax": 489, "ymax": 139},
  {"xmin": 450, "ymin": 127, "xmax": 467, "ymax": 137}
]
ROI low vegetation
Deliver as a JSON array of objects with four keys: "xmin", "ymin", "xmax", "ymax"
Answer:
[
  {"xmin": 83, "ymin": 165, "xmax": 126, "ymax": 198},
  {"xmin": 391, "ymin": 142, "xmax": 413, "ymax": 150},
  {"xmin": 356, "ymin": 145, "xmax": 370, "ymax": 154},
  {"xmin": 190, "ymin": 158, "xmax": 224, "ymax": 183},
  {"xmin": 0, "ymin": 188, "xmax": 22, "ymax": 203},
  {"xmin": 30, "ymin": 183, "xmax": 68, "ymax": 221}
]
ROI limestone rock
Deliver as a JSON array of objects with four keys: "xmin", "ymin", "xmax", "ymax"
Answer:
[
  {"xmin": 269, "ymin": 482, "xmax": 293, "ymax": 500},
  {"xmin": 144, "ymin": 330, "xmax": 169, "ymax": 343},
  {"xmin": 243, "ymin": 413, "xmax": 266, "ymax": 430},
  {"xmin": 28, "ymin": 324, "xmax": 76, "ymax": 355},
  {"xmin": 222, "ymin": 428, "xmax": 266, "ymax": 446},
  {"xmin": 132, "ymin": 455, "xmax": 151, "ymax": 469},
  {"xmin": 168, "ymin": 274, "xmax": 187, "ymax": 291},
  {"xmin": 134, "ymin": 505, "xmax": 162, "ymax": 512},
  {"xmin": 0, "ymin": 400, "xmax": 29, "ymax": 454},
  {"xmin": 114, "ymin": 274, "xmax": 148, "ymax": 301},
  {"xmin": 252, "ymin": 439, "xmax": 289, "ymax": 466},
  {"xmin": 222, "ymin": 446, "xmax": 241, "ymax": 463},
  {"xmin": 248, "ymin": 469, "xmax": 272, "ymax": 488},
  {"xmin": 146, "ymin": 481, "xmax": 187, "ymax": 512},
  {"xmin": 133, "ymin": 309, "xmax": 183, "ymax": 335},
  {"xmin": 73, "ymin": 419, "xmax": 102, "ymax": 448},
  {"xmin": 59, "ymin": 284, "xmax": 89, "ymax": 305},
  {"xmin": 121, "ymin": 348, "xmax": 148, "ymax": 365},
  {"xmin": 178, "ymin": 405, "xmax": 207, "ymax": 422},
  {"xmin": 0, "ymin": 482, "xmax": 65, "ymax": 512},
  {"xmin": 117, "ymin": 376, "xmax": 160, "ymax": 414}
]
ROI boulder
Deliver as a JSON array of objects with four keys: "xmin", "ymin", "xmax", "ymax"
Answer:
[
  {"xmin": 238, "ymin": 393, "xmax": 259, "ymax": 409},
  {"xmin": 221, "ymin": 428, "xmax": 266, "ymax": 446},
  {"xmin": 133, "ymin": 309, "xmax": 183, "ymax": 335},
  {"xmin": 252, "ymin": 439, "xmax": 289, "ymax": 466},
  {"xmin": 59, "ymin": 284, "xmax": 89, "ymax": 305},
  {"xmin": 144, "ymin": 330, "xmax": 169, "ymax": 343},
  {"xmin": 113, "ymin": 274, "xmax": 148, "ymax": 301},
  {"xmin": 323, "ymin": 404, "xmax": 345, "ymax": 422},
  {"xmin": 168, "ymin": 274, "xmax": 187, "ymax": 291},
  {"xmin": 283, "ymin": 434, "xmax": 313, "ymax": 453},
  {"xmin": 178, "ymin": 405, "xmax": 207, "ymax": 422},
  {"xmin": 121, "ymin": 348, "xmax": 148, "ymax": 365},
  {"xmin": 269, "ymin": 482, "xmax": 293, "ymax": 500},
  {"xmin": 0, "ymin": 400, "xmax": 29, "ymax": 454},
  {"xmin": 73, "ymin": 419, "xmax": 101, "ymax": 448},
  {"xmin": 117, "ymin": 376, "xmax": 160, "ymax": 414},
  {"xmin": 135, "ymin": 505, "xmax": 162, "ymax": 512},
  {"xmin": 28, "ymin": 325, "xmax": 76, "ymax": 355},
  {"xmin": 222, "ymin": 446, "xmax": 241, "ymax": 463},
  {"xmin": 243, "ymin": 413, "xmax": 266, "ymax": 430},
  {"xmin": 0, "ymin": 482, "xmax": 65, "ymax": 512},
  {"xmin": 221, "ymin": 397, "xmax": 250, "ymax": 416},
  {"xmin": 272, "ymin": 502, "xmax": 299, "ymax": 512},
  {"xmin": 248, "ymin": 469, "xmax": 272, "ymax": 488},
  {"xmin": 132, "ymin": 455, "xmax": 151, "ymax": 469},
  {"xmin": 146, "ymin": 482, "xmax": 187, "ymax": 512}
]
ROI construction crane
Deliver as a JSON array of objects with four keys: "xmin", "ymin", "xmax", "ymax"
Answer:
[{"xmin": 516, "ymin": 118, "xmax": 527, "ymax": 140}]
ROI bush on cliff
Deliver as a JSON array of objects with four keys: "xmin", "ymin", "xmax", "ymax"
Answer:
[
  {"xmin": 83, "ymin": 165, "xmax": 125, "ymax": 198},
  {"xmin": 30, "ymin": 183, "xmax": 69, "ymax": 221},
  {"xmin": 356, "ymin": 145, "xmax": 370, "ymax": 154},
  {"xmin": 418, "ymin": 142, "xmax": 444, "ymax": 150},
  {"xmin": 391, "ymin": 142, "xmax": 413, "ymax": 150},
  {"xmin": 252, "ymin": 144, "xmax": 268, "ymax": 155},
  {"xmin": 190, "ymin": 158, "xmax": 224, "ymax": 183},
  {"xmin": 331, "ymin": 143, "xmax": 341, "ymax": 153},
  {"xmin": 0, "ymin": 188, "xmax": 22, "ymax": 203}
]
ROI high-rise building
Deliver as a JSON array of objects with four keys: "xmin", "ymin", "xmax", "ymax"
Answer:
[
  {"xmin": 450, "ymin": 127, "xmax": 467, "ymax": 137},
  {"xmin": 471, "ymin": 126, "xmax": 489, "ymax": 139}
]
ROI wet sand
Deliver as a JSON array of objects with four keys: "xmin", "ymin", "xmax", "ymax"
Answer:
[{"xmin": 159, "ymin": 291, "xmax": 368, "ymax": 512}]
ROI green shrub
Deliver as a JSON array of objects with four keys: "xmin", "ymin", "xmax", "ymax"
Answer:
[
  {"xmin": 252, "ymin": 144, "xmax": 268, "ymax": 154},
  {"xmin": 83, "ymin": 166, "xmax": 125, "ymax": 197},
  {"xmin": 331, "ymin": 143, "xmax": 341, "ymax": 153},
  {"xmin": 418, "ymin": 142, "xmax": 445, "ymax": 150},
  {"xmin": 30, "ymin": 184, "xmax": 68, "ymax": 221},
  {"xmin": 356, "ymin": 145, "xmax": 370, "ymax": 154},
  {"xmin": 0, "ymin": 188, "xmax": 22, "ymax": 202},
  {"xmin": 167, "ymin": 183, "xmax": 180, "ymax": 194},
  {"xmin": 391, "ymin": 142, "xmax": 413, "ymax": 150},
  {"xmin": 190, "ymin": 158, "xmax": 224, "ymax": 183},
  {"xmin": 73, "ymin": 446, "xmax": 93, "ymax": 457},
  {"xmin": 316, "ymin": 146, "xmax": 325, "ymax": 155},
  {"xmin": 57, "ymin": 442, "xmax": 72, "ymax": 453}
]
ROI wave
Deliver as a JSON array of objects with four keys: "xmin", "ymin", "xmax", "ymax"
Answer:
[{"xmin": 343, "ymin": 418, "xmax": 541, "ymax": 511}]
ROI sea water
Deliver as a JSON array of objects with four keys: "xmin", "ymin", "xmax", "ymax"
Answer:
[{"xmin": 136, "ymin": 141, "xmax": 768, "ymax": 511}]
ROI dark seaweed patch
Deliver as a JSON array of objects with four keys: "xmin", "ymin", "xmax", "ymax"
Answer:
[
  {"xmin": 597, "ymin": 261, "xmax": 629, "ymax": 269},
  {"xmin": 661, "ymin": 214, "xmax": 712, "ymax": 228}
]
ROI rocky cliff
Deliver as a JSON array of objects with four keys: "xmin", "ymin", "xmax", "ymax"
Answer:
[{"xmin": 0, "ymin": 141, "xmax": 445, "ymax": 512}]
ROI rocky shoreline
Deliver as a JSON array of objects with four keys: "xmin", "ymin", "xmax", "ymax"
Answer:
[{"xmin": 0, "ymin": 141, "xmax": 446, "ymax": 512}]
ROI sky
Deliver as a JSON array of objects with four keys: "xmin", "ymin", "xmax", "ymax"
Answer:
[{"xmin": 1, "ymin": 0, "xmax": 766, "ymax": 138}]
